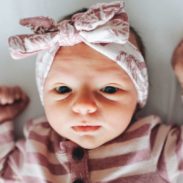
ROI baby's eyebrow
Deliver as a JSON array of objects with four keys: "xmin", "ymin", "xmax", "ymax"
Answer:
[
  {"xmin": 96, "ymin": 68, "xmax": 130, "ymax": 79},
  {"xmin": 51, "ymin": 60, "xmax": 131, "ymax": 81},
  {"xmin": 53, "ymin": 68, "xmax": 128, "ymax": 79}
]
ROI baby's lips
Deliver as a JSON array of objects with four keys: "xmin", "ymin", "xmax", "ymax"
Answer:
[{"xmin": 72, "ymin": 126, "xmax": 101, "ymax": 132}]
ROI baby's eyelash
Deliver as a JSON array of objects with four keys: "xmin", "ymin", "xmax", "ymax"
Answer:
[
  {"xmin": 55, "ymin": 86, "xmax": 119, "ymax": 95},
  {"xmin": 100, "ymin": 86, "xmax": 119, "ymax": 94},
  {"xmin": 55, "ymin": 86, "xmax": 72, "ymax": 94}
]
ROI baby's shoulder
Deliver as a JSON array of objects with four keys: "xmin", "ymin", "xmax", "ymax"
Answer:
[
  {"xmin": 128, "ymin": 114, "xmax": 176, "ymax": 138},
  {"xmin": 131, "ymin": 114, "xmax": 182, "ymax": 142},
  {"xmin": 135, "ymin": 114, "xmax": 182, "ymax": 129},
  {"xmin": 129, "ymin": 114, "xmax": 162, "ymax": 131}
]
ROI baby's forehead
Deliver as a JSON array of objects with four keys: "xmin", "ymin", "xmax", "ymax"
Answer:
[{"xmin": 50, "ymin": 43, "xmax": 131, "ymax": 79}]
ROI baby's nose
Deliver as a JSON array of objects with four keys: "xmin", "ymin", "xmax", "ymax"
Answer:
[{"xmin": 72, "ymin": 91, "xmax": 97, "ymax": 115}]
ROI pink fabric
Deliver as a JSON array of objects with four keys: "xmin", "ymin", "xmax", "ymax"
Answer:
[
  {"xmin": 0, "ymin": 115, "xmax": 182, "ymax": 182},
  {"xmin": 8, "ymin": 1, "xmax": 148, "ymax": 107},
  {"xmin": 8, "ymin": 2, "xmax": 129, "ymax": 58}
]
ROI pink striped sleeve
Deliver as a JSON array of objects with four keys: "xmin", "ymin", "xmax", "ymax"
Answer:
[
  {"xmin": 0, "ymin": 120, "xmax": 17, "ymax": 177},
  {"xmin": 0, "ymin": 117, "xmax": 46, "ymax": 181},
  {"xmin": 158, "ymin": 124, "xmax": 183, "ymax": 182},
  {"xmin": 0, "ymin": 119, "xmax": 33, "ymax": 181}
]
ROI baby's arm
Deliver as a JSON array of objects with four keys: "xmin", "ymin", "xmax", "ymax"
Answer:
[
  {"xmin": 159, "ymin": 41, "xmax": 183, "ymax": 182},
  {"xmin": 0, "ymin": 86, "xmax": 29, "ymax": 178},
  {"xmin": 160, "ymin": 124, "xmax": 183, "ymax": 182}
]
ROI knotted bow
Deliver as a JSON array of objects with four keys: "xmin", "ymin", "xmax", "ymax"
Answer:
[
  {"xmin": 8, "ymin": 1, "xmax": 129, "ymax": 59},
  {"xmin": 8, "ymin": 1, "xmax": 148, "ymax": 108}
]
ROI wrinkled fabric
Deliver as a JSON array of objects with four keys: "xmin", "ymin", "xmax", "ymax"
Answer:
[{"xmin": 8, "ymin": 1, "xmax": 148, "ymax": 107}]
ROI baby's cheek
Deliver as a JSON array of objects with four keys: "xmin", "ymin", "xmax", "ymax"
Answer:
[
  {"xmin": 45, "ymin": 102, "xmax": 61, "ymax": 117},
  {"xmin": 44, "ymin": 103, "xmax": 68, "ymax": 133},
  {"xmin": 102, "ymin": 103, "xmax": 127, "ymax": 121}
]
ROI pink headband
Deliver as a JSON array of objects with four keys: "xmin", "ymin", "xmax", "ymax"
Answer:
[{"xmin": 8, "ymin": 1, "xmax": 148, "ymax": 107}]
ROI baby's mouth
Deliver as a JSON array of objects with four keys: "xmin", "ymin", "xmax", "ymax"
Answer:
[{"xmin": 72, "ymin": 126, "xmax": 101, "ymax": 132}]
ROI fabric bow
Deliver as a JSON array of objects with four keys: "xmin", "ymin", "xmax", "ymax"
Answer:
[{"xmin": 8, "ymin": 1, "xmax": 129, "ymax": 59}]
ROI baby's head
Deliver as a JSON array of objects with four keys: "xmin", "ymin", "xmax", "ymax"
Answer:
[
  {"xmin": 43, "ymin": 42, "xmax": 138, "ymax": 149},
  {"xmin": 8, "ymin": 1, "xmax": 148, "ymax": 149}
]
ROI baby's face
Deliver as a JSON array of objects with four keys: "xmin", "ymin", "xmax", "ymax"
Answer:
[{"xmin": 43, "ymin": 42, "xmax": 138, "ymax": 149}]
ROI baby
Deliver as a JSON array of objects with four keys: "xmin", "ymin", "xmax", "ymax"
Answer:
[{"xmin": 0, "ymin": 1, "xmax": 182, "ymax": 183}]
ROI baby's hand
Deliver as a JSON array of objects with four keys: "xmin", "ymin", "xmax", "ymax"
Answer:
[{"xmin": 0, "ymin": 86, "xmax": 29, "ymax": 122}]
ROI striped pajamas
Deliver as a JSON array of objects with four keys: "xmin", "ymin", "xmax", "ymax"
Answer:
[{"xmin": 0, "ymin": 115, "xmax": 182, "ymax": 183}]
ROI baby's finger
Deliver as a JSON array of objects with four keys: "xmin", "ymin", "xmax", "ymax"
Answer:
[
  {"xmin": 13, "ymin": 86, "xmax": 22, "ymax": 101},
  {"xmin": 2, "ymin": 86, "xmax": 20, "ymax": 104},
  {"xmin": 14, "ymin": 86, "xmax": 29, "ymax": 105},
  {"xmin": 0, "ymin": 87, "xmax": 12, "ymax": 105},
  {"xmin": 11, "ymin": 94, "xmax": 29, "ymax": 115},
  {"xmin": 16, "ymin": 86, "xmax": 29, "ymax": 101},
  {"xmin": 0, "ymin": 86, "xmax": 7, "ymax": 98},
  {"xmin": 6, "ymin": 87, "xmax": 15, "ymax": 104}
]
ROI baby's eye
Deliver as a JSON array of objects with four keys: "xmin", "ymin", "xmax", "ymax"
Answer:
[
  {"xmin": 55, "ymin": 86, "xmax": 72, "ymax": 94},
  {"xmin": 100, "ymin": 86, "xmax": 119, "ymax": 94}
]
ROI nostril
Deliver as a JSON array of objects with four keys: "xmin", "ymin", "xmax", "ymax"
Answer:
[
  {"xmin": 72, "ymin": 91, "xmax": 97, "ymax": 114},
  {"xmin": 72, "ymin": 102, "xmax": 97, "ymax": 114}
]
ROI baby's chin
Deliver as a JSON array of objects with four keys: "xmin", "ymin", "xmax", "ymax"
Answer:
[
  {"xmin": 77, "ymin": 142, "xmax": 104, "ymax": 150},
  {"xmin": 70, "ymin": 136, "xmax": 107, "ymax": 150}
]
